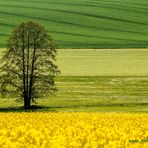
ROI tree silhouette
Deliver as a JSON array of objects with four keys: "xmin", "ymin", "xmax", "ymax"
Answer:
[{"xmin": 0, "ymin": 21, "xmax": 60, "ymax": 109}]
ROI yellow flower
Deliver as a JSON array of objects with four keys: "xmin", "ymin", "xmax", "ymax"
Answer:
[{"xmin": 0, "ymin": 112, "xmax": 147, "ymax": 148}]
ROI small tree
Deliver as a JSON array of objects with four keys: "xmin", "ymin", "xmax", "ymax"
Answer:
[{"xmin": 0, "ymin": 21, "xmax": 60, "ymax": 109}]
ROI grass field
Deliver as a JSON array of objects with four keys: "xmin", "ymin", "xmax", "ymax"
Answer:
[
  {"xmin": 57, "ymin": 49, "xmax": 148, "ymax": 76},
  {"xmin": 0, "ymin": 0, "xmax": 148, "ymax": 48},
  {"xmin": 0, "ymin": 49, "xmax": 148, "ymax": 112}
]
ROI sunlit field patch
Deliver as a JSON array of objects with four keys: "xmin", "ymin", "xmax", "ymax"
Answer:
[{"xmin": 0, "ymin": 112, "xmax": 147, "ymax": 148}]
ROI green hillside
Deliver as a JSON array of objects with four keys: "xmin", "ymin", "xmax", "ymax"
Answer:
[{"xmin": 0, "ymin": 0, "xmax": 148, "ymax": 48}]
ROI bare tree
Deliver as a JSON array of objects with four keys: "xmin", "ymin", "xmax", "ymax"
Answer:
[{"xmin": 0, "ymin": 21, "xmax": 60, "ymax": 109}]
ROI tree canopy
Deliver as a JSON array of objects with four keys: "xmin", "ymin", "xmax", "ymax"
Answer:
[{"xmin": 0, "ymin": 21, "xmax": 60, "ymax": 109}]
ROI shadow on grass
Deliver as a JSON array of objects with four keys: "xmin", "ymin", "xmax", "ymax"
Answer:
[
  {"xmin": 0, "ymin": 103, "xmax": 147, "ymax": 112},
  {"xmin": 0, "ymin": 105, "xmax": 61, "ymax": 112}
]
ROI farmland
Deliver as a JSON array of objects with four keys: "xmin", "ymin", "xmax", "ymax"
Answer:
[
  {"xmin": 57, "ymin": 49, "xmax": 148, "ymax": 76},
  {"xmin": 0, "ymin": 0, "xmax": 148, "ymax": 147},
  {"xmin": 0, "ymin": 112, "xmax": 147, "ymax": 147},
  {"xmin": 0, "ymin": 49, "xmax": 148, "ymax": 112},
  {"xmin": 0, "ymin": 0, "xmax": 148, "ymax": 48}
]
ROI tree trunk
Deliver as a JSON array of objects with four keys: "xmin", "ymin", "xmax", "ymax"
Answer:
[
  {"xmin": 29, "ymin": 41, "xmax": 36, "ymax": 101},
  {"xmin": 26, "ymin": 31, "xmax": 30, "ymax": 97},
  {"xmin": 24, "ymin": 96, "xmax": 31, "ymax": 109}
]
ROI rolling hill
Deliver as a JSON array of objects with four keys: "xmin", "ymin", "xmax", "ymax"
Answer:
[{"xmin": 0, "ymin": 0, "xmax": 148, "ymax": 48}]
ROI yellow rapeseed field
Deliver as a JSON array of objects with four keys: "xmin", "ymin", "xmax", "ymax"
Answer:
[{"xmin": 0, "ymin": 112, "xmax": 147, "ymax": 148}]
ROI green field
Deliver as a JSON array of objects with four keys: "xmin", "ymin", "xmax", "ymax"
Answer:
[
  {"xmin": 0, "ymin": 0, "xmax": 148, "ymax": 48},
  {"xmin": 57, "ymin": 49, "xmax": 148, "ymax": 76},
  {"xmin": 0, "ymin": 49, "xmax": 148, "ymax": 112}
]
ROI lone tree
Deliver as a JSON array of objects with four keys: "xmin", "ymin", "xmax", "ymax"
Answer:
[{"xmin": 0, "ymin": 21, "xmax": 59, "ymax": 109}]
